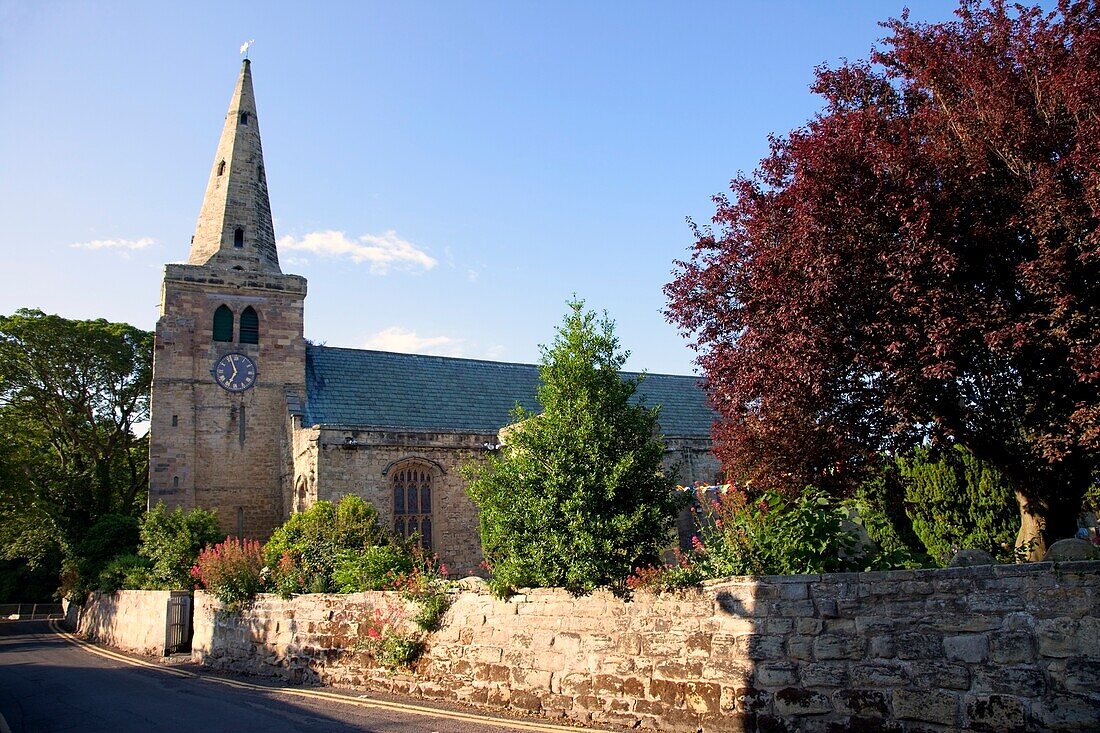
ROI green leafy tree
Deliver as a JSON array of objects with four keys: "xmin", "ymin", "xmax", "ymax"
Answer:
[
  {"xmin": 899, "ymin": 445, "xmax": 1020, "ymax": 565},
  {"xmin": 0, "ymin": 309, "xmax": 152, "ymax": 595},
  {"xmin": 138, "ymin": 503, "xmax": 225, "ymax": 589},
  {"xmin": 463, "ymin": 299, "xmax": 684, "ymax": 596}
]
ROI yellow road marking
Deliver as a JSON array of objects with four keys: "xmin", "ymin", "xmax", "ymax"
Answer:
[{"xmin": 49, "ymin": 621, "xmax": 598, "ymax": 733}]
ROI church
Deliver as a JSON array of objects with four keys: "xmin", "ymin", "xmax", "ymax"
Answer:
[{"xmin": 147, "ymin": 60, "xmax": 719, "ymax": 576}]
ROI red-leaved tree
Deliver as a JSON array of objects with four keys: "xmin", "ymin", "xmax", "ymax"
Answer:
[{"xmin": 665, "ymin": 0, "xmax": 1099, "ymax": 558}]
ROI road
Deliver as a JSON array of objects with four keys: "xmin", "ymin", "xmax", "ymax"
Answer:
[{"xmin": 0, "ymin": 620, "xmax": 595, "ymax": 733}]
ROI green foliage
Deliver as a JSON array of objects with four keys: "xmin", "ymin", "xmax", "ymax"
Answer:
[
  {"xmin": 0, "ymin": 556, "xmax": 62, "ymax": 603},
  {"xmin": 463, "ymin": 299, "xmax": 685, "ymax": 597},
  {"xmin": 359, "ymin": 603, "xmax": 424, "ymax": 671},
  {"xmin": 694, "ymin": 488, "xmax": 865, "ymax": 577},
  {"xmin": 95, "ymin": 554, "xmax": 153, "ymax": 593},
  {"xmin": 139, "ymin": 503, "xmax": 225, "ymax": 589},
  {"xmin": 192, "ymin": 537, "xmax": 265, "ymax": 610},
  {"xmin": 264, "ymin": 495, "xmax": 385, "ymax": 593},
  {"xmin": 411, "ymin": 590, "xmax": 450, "ymax": 632},
  {"xmin": 626, "ymin": 552, "xmax": 705, "ymax": 593},
  {"xmin": 0, "ymin": 309, "xmax": 152, "ymax": 579},
  {"xmin": 899, "ymin": 445, "xmax": 1019, "ymax": 565},
  {"xmin": 63, "ymin": 514, "xmax": 141, "ymax": 600},
  {"xmin": 332, "ymin": 546, "xmax": 414, "ymax": 593},
  {"xmin": 375, "ymin": 634, "xmax": 422, "ymax": 670},
  {"xmin": 386, "ymin": 545, "xmax": 452, "ymax": 631}
]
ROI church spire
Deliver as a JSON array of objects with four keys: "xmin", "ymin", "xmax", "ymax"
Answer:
[{"xmin": 188, "ymin": 59, "xmax": 281, "ymax": 272}]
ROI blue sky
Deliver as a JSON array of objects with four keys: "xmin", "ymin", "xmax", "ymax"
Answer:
[{"xmin": 0, "ymin": 1, "xmax": 960, "ymax": 375}]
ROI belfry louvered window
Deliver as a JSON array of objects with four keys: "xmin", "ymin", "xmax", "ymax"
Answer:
[
  {"xmin": 212, "ymin": 305, "xmax": 233, "ymax": 342},
  {"xmin": 392, "ymin": 464, "xmax": 433, "ymax": 550},
  {"xmin": 240, "ymin": 306, "xmax": 259, "ymax": 344}
]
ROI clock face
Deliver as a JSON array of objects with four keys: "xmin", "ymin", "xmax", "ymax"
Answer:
[{"xmin": 213, "ymin": 353, "xmax": 257, "ymax": 392}]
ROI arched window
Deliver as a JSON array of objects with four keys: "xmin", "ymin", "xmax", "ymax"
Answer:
[
  {"xmin": 212, "ymin": 305, "xmax": 233, "ymax": 342},
  {"xmin": 392, "ymin": 463, "xmax": 433, "ymax": 550},
  {"xmin": 217, "ymin": 160, "xmax": 226, "ymax": 176},
  {"xmin": 240, "ymin": 112, "xmax": 250, "ymax": 125},
  {"xmin": 233, "ymin": 227, "xmax": 244, "ymax": 248},
  {"xmin": 257, "ymin": 164, "xmax": 264, "ymax": 181},
  {"xmin": 240, "ymin": 307, "xmax": 259, "ymax": 344}
]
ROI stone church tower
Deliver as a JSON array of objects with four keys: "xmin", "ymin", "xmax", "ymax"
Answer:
[{"xmin": 148, "ymin": 60, "xmax": 306, "ymax": 539}]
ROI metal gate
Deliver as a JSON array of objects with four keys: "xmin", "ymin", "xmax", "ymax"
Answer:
[{"xmin": 164, "ymin": 594, "xmax": 192, "ymax": 655}]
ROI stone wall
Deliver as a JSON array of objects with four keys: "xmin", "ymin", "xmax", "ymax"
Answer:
[
  {"xmin": 192, "ymin": 561, "xmax": 1100, "ymax": 732},
  {"xmin": 73, "ymin": 590, "xmax": 188, "ymax": 656}
]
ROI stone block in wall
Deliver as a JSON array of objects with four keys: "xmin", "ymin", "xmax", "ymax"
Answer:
[
  {"xmin": 963, "ymin": 693, "xmax": 1028, "ymax": 732},
  {"xmin": 893, "ymin": 631, "xmax": 943, "ymax": 660},
  {"xmin": 833, "ymin": 689, "xmax": 890, "ymax": 718},
  {"xmin": 798, "ymin": 661, "xmax": 850, "ymax": 688},
  {"xmin": 814, "ymin": 633, "xmax": 865, "ymax": 660},
  {"xmin": 971, "ymin": 665, "xmax": 1047, "ymax": 697},
  {"xmin": 754, "ymin": 662, "xmax": 798, "ymax": 687},
  {"xmin": 774, "ymin": 687, "xmax": 833, "ymax": 717},
  {"xmin": 909, "ymin": 660, "xmax": 971, "ymax": 690},
  {"xmin": 851, "ymin": 661, "xmax": 910, "ymax": 688},
  {"xmin": 1053, "ymin": 656, "xmax": 1100, "ymax": 694},
  {"xmin": 1036, "ymin": 616, "xmax": 1100, "ymax": 658},
  {"xmin": 892, "ymin": 688, "xmax": 960, "ymax": 726},
  {"xmin": 988, "ymin": 628, "xmax": 1037, "ymax": 664},
  {"xmin": 1034, "ymin": 692, "xmax": 1100, "ymax": 731},
  {"xmin": 943, "ymin": 633, "xmax": 988, "ymax": 663}
]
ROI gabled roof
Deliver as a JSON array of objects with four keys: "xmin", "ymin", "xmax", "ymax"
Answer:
[{"xmin": 303, "ymin": 345, "xmax": 715, "ymax": 437}]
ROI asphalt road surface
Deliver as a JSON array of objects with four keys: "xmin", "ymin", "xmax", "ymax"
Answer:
[{"xmin": 0, "ymin": 620, "xmax": 595, "ymax": 733}]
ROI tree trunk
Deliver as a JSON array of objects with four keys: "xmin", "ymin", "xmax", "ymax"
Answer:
[
  {"xmin": 1014, "ymin": 490, "xmax": 1047, "ymax": 561},
  {"xmin": 1015, "ymin": 488, "xmax": 1086, "ymax": 562}
]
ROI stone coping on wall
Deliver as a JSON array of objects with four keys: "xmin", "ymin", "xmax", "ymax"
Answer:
[{"xmin": 188, "ymin": 560, "xmax": 1100, "ymax": 732}]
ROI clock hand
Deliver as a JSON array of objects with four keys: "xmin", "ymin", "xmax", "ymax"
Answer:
[{"xmin": 231, "ymin": 360, "xmax": 238, "ymax": 380}]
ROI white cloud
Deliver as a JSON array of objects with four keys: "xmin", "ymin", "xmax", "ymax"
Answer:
[
  {"xmin": 362, "ymin": 327, "xmax": 465, "ymax": 357},
  {"xmin": 277, "ymin": 229, "xmax": 436, "ymax": 274},
  {"xmin": 284, "ymin": 256, "xmax": 310, "ymax": 267},
  {"xmin": 70, "ymin": 237, "xmax": 156, "ymax": 258}
]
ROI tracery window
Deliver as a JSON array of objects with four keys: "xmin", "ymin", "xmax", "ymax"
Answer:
[{"xmin": 392, "ymin": 463, "xmax": 433, "ymax": 550}]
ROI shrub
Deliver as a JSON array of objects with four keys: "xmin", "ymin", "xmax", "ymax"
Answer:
[
  {"xmin": 693, "ymin": 488, "xmax": 864, "ymax": 577},
  {"xmin": 899, "ymin": 445, "xmax": 1019, "ymax": 565},
  {"xmin": 270, "ymin": 552, "xmax": 308, "ymax": 599},
  {"xmin": 71, "ymin": 514, "xmax": 141, "ymax": 597},
  {"xmin": 385, "ymin": 544, "xmax": 451, "ymax": 631},
  {"xmin": 332, "ymin": 546, "xmax": 413, "ymax": 593},
  {"xmin": 191, "ymin": 537, "xmax": 265, "ymax": 610},
  {"xmin": 626, "ymin": 551, "xmax": 703, "ymax": 593},
  {"xmin": 96, "ymin": 554, "xmax": 153, "ymax": 593},
  {"xmin": 140, "ymin": 503, "xmax": 224, "ymax": 589},
  {"xmin": 359, "ymin": 604, "xmax": 421, "ymax": 671},
  {"xmin": 264, "ymin": 495, "xmax": 384, "ymax": 593}
]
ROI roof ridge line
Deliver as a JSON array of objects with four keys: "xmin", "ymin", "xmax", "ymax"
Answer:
[{"xmin": 306, "ymin": 343, "xmax": 702, "ymax": 379}]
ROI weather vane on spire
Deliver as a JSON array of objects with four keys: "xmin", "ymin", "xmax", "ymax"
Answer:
[{"xmin": 240, "ymin": 39, "xmax": 255, "ymax": 58}]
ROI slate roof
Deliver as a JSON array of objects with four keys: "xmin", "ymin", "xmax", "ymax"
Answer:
[{"xmin": 303, "ymin": 345, "xmax": 715, "ymax": 437}]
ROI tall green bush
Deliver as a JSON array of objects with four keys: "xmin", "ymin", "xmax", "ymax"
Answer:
[
  {"xmin": 264, "ymin": 495, "xmax": 385, "ymax": 593},
  {"xmin": 899, "ymin": 445, "xmax": 1019, "ymax": 565},
  {"xmin": 463, "ymin": 300, "xmax": 685, "ymax": 597},
  {"xmin": 139, "ymin": 503, "xmax": 224, "ymax": 589}
]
